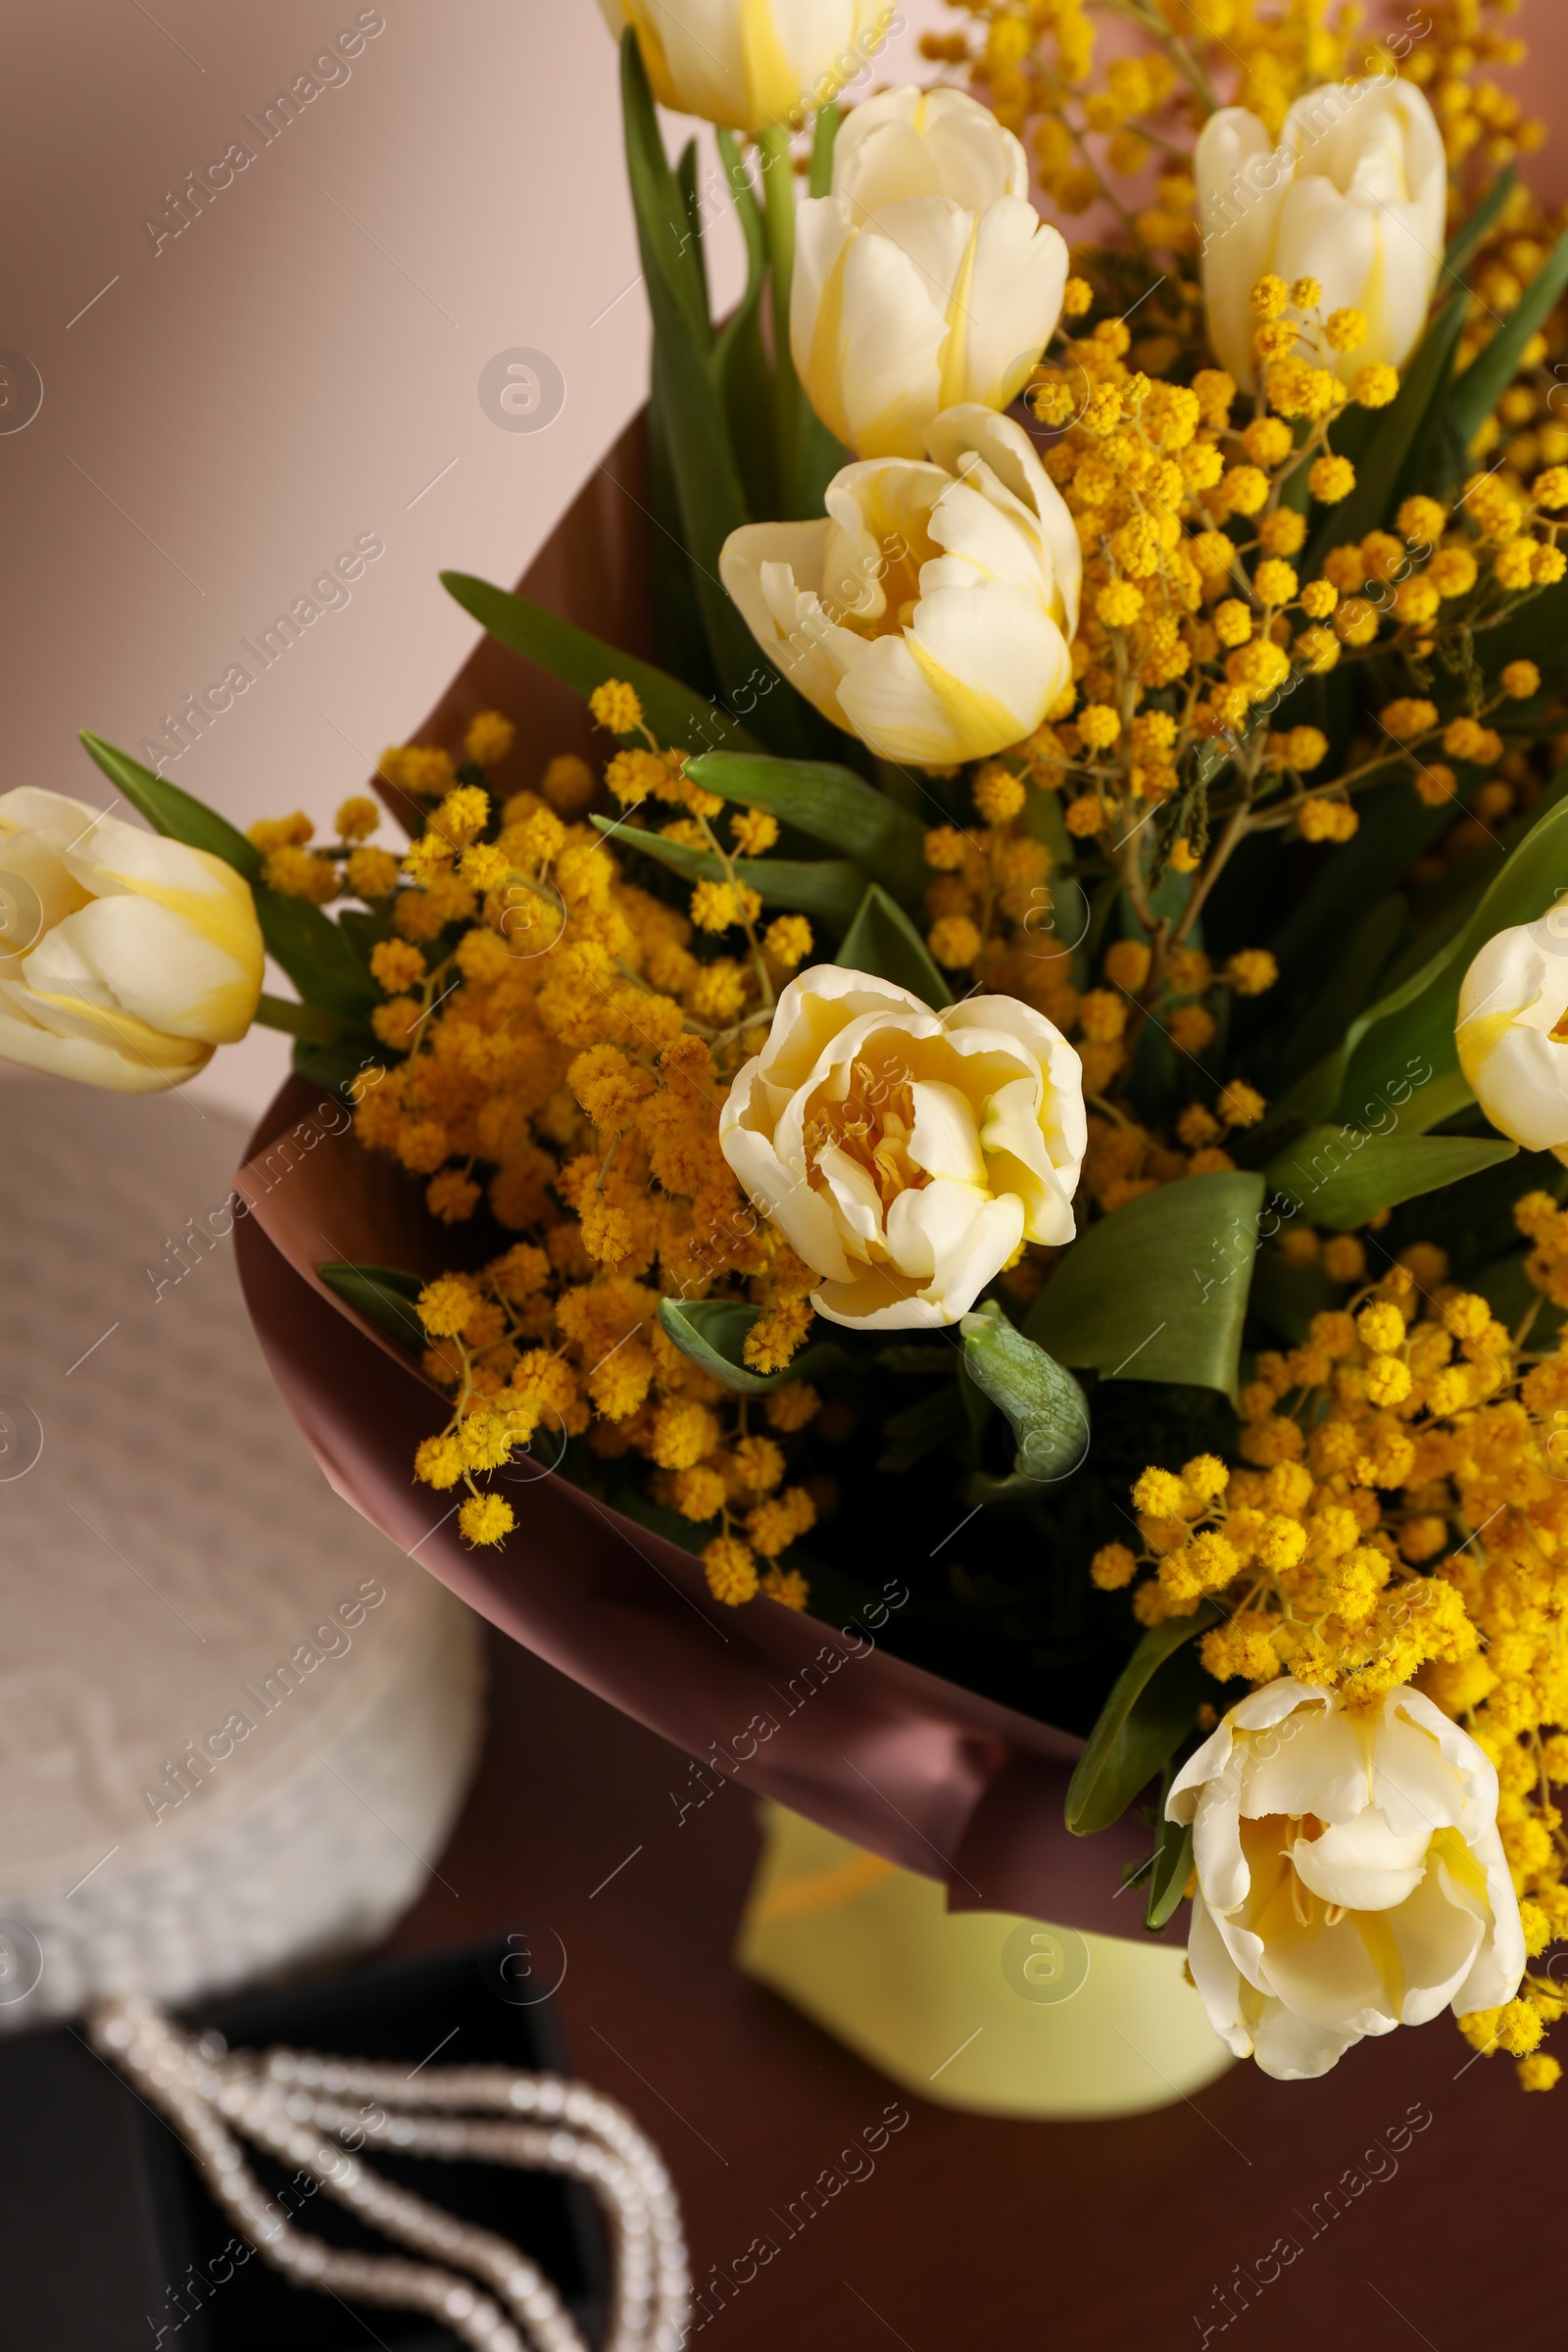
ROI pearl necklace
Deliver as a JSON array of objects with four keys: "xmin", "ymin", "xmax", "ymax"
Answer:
[{"xmin": 91, "ymin": 1995, "xmax": 690, "ymax": 2352}]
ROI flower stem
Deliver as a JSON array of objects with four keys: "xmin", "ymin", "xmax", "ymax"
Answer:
[
  {"xmin": 253, "ymin": 992, "xmax": 346, "ymax": 1046},
  {"xmin": 758, "ymin": 122, "xmax": 801, "ymax": 511}
]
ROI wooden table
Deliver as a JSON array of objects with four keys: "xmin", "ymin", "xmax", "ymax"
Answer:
[{"xmin": 390, "ymin": 1627, "xmax": 1551, "ymax": 2351}]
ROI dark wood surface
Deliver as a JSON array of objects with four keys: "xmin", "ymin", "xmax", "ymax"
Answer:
[{"xmin": 390, "ymin": 1626, "xmax": 1548, "ymax": 2351}]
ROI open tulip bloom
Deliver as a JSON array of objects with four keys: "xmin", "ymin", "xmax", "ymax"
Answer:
[{"xmin": 40, "ymin": 7, "xmax": 1568, "ymax": 2091}]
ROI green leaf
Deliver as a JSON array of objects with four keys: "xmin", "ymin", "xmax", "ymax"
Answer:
[
  {"xmin": 655, "ymin": 1297, "xmax": 840, "ymax": 1396},
  {"xmin": 1249, "ymin": 1248, "xmax": 1340, "ymax": 1347},
  {"xmin": 79, "ymin": 731, "xmax": 262, "ymax": 877},
  {"xmin": 1305, "ymin": 291, "xmax": 1468, "ymax": 572},
  {"xmin": 1270, "ymin": 894, "xmax": 1406, "ymax": 1094},
  {"xmin": 318, "ymin": 1262, "xmax": 425, "ymax": 1357},
  {"xmin": 713, "ymin": 128, "xmax": 778, "ymax": 523},
  {"xmin": 808, "ymin": 100, "xmax": 840, "ymax": 197},
  {"xmin": 958, "ymin": 1299, "xmax": 1089, "ymax": 1494},
  {"xmin": 1026, "ymin": 1172, "xmax": 1265, "ymax": 1399},
  {"xmin": 1448, "ymin": 218, "xmax": 1568, "ymax": 450},
  {"xmin": 648, "ymin": 361, "xmax": 720, "ymax": 697},
  {"xmin": 675, "ymin": 138, "xmax": 710, "ymax": 322},
  {"xmin": 1265, "ymin": 1128, "xmax": 1517, "ymax": 1231},
  {"xmin": 624, "ymin": 34, "xmax": 806, "ymax": 732},
  {"xmin": 1333, "ymin": 791, "xmax": 1568, "ymax": 1126},
  {"xmin": 878, "ymin": 1379, "xmax": 966, "ymax": 1473},
  {"xmin": 592, "ymin": 814, "xmax": 866, "ymax": 929},
  {"xmin": 686, "ymin": 751, "xmax": 929, "ymax": 904},
  {"xmin": 440, "ymin": 573, "xmax": 760, "ymax": 756},
  {"xmin": 1444, "ymin": 162, "xmax": 1516, "ymax": 279},
  {"xmin": 254, "ymin": 992, "xmax": 345, "ymax": 1046},
  {"xmin": 1145, "ymin": 1810, "xmax": 1195, "ymax": 1934},
  {"xmin": 835, "ymin": 882, "xmax": 953, "ymax": 1004},
  {"xmin": 1065, "ymin": 1612, "xmax": 1218, "ymax": 1835},
  {"xmin": 78, "ymin": 733, "xmax": 376, "ymax": 1020},
  {"xmin": 258, "ymin": 897, "xmax": 381, "ymax": 1020}
]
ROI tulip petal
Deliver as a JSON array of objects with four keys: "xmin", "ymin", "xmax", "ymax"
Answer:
[
  {"xmin": 1192, "ymin": 1763, "xmax": 1249, "ymax": 1916},
  {"xmin": 817, "ymin": 1143, "xmax": 886, "ymax": 1252},
  {"xmin": 30, "ymin": 892, "xmax": 259, "ymax": 1045},
  {"xmin": 0, "ymin": 786, "xmax": 108, "ymax": 848},
  {"xmin": 956, "ymin": 198, "xmax": 1067, "ymax": 415},
  {"xmin": 811, "ymin": 1263, "xmax": 947, "ymax": 1328},
  {"xmin": 0, "ymin": 998, "xmax": 208, "ymax": 1093},
  {"xmin": 834, "ymin": 84, "xmax": 1028, "ymax": 216},
  {"xmin": 797, "ymin": 207, "xmax": 949, "ymax": 460},
  {"xmin": 1386, "ymin": 1848, "xmax": 1489, "ymax": 2024},
  {"xmin": 878, "ymin": 1177, "xmax": 1021, "ymax": 1322},
  {"xmin": 1291, "ymin": 1809, "xmax": 1430, "ymax": 1912},
  {"xmin": 1446, "ymin": 1819, "xmax": 1526, "ymax": 2013},
  {"xmin": 1248, "ymin": 1998, "xmax": 1359, "ymax": 2082},
  {"xmin": 924, "ymin": 407, "xmax": 1081, "ymax": 635},
  {"xmin": 1195, "ymin": 107, "xmax": 1281, "ymax": 390},
  {"xmin": 723, "ymin": 1121, "xmax": 856, "ymax": 1286},
  {"xmin": 907, "ymin": 1079, "xmax": 986, "ymax": 1185},
  {"xmin": 1186, "ymin": 1895, "xmax": 1254, "ymax": 2058},
  {"xmin": 1370, "ymin": 1703, "xmax": 1469, "ymax": 1840},
  {"xmin": 1233, "ymin": 1691, "xmax": 1367, "ymax": 1823}
]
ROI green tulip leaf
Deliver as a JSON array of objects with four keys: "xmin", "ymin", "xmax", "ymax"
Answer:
[
  {"xmin": 1265, "ymin": 1128, "xmax": 1517, "ymax": 1231},
  {"xmin": 318, "ymin": 1262, "xmax": 425, "ymax": 1358},
  {"xmin": 835, "ymin": 882, "xmax": 953, "ymax": 1004},
  {"xmin": 1025, "ymin": 1171, "xmax": 1266, "ymax": 1398},
  {"xmin": 440, "ymin": 574, "xmax": 760, "ymax": 758},
  {"xmin": 1331, "ymin": 791, "xmax": 1568, "ymax": 1127},
  {"xmin": 1065, "ymin": 1612, "xmax": 1218, "ymax": 1836},
  {"xmin": 656, "ymin": 1298, "xmax": 841, "ymax": 1396},
  {"xmin": 79, "ymin": 730, "xmax": 261, "ymax": 876},
  {"xmin": 1448, "ymin": 218, "xmax": 1568, "ymax": 449},
  {"xmin": 685, "ymin": 751, "xmax": 929, "ymax": 905},
  {"xmin": 1145, "ymin": 1807, "xmax": 1195, "ymax": 1934},
  {"xmin": 593, "ymin": 815, "xmax": 866, "ymax": 930}
]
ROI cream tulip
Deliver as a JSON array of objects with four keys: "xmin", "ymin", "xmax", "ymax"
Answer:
[
  {"xmin": 791, "ymin": 86, "xmax": 1069, "ymax": 461},
  {"xmin": 1456, "ymin": 910, "xmax": 1568, "ymax": 1155},
  {"xmin": 1195, "ymin": 76, "xmax": 1446, "ymax": 393},
  {"xmin": 596, "ymin": 0, "xmax": 894, "ymax": 135},
  {"xmin": 1168, "ymin": 1683, "xmax": 1524, "ymax": 2082},
  {"xmin": 0, "ymin": 789, "xmax": 264, "ymax": 1094},
  {"xmin": 719, "ymin": 405, "xmax": 1080, "ymax": 766},
  {"xmin": 718, "ymin": 965, "xmax": 1086, "ymax": 1328}
]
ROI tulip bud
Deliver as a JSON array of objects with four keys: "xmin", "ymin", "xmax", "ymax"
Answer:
[
  {"xmin": 1457, "ymin": 909, "xmax": 1568, "ymax": 1156},
  {"xmin": 719, "ymin": 404, "xmax": 1081, "ymax": 766},
  {"xmin": 0, "ymin": 788, "xmax": 264, "ymax": 1094},
  {"xmin": 1195, "ymin": 78, "xmax": 1446, "ymax": 393},
  {"xmin": 792, "ymin": 86, "xmax": 1069, "ymax": 460},
  {"xmin": 596, "ymin": 0, "xmax": 894, "ymax": 135}
]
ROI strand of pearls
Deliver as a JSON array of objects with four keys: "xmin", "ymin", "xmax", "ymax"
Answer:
[{"xmin": 90, "ymin": 1996, "xmax": 689, "ymax": 2352}]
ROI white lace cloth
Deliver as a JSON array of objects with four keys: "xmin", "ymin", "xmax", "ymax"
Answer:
[{"xmin": 0, "ymin": 1074, "xmax": 483, "ymax": 2024}]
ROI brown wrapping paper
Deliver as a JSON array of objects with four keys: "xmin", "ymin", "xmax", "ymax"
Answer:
[{"xmin": 232, "ymin": 420, "xmax": 1160, "ymax": 1939}]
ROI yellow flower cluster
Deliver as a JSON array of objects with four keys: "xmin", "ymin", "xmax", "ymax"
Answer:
[
  {"xmin": 1007, "ymin": 267, "xmax": 1568, "ymax": 1076},
  {"xmin": 1100, "ymin": 1196, "xmax": 1568, "ymax": 2086},
  {"xmin": 258, "ymin": 696, "xmax": 835, "ymax": 1609},
  {"xmin": 936, "ymin": 0, "xmax": 1538, "ymax": 212}
]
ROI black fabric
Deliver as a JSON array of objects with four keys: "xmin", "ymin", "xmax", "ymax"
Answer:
[{"xmin": 0, "ymin": 1938, "xmax": 606, "ymax": 2351}]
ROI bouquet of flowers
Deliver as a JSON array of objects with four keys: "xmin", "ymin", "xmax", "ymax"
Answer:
[{"xmin": 22, "ymin": 0, "xmax": 1568, "ymax": 2088}]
